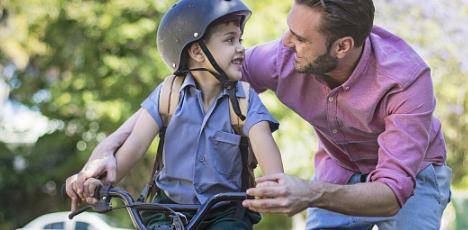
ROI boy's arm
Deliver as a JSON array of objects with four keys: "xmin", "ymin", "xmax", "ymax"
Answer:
[
  {"xmin": 248, "ymin": 121, "xmax": 284, "ymax": 175},
  {"xmin": 113, "ymin": 108, "xmax": 160, "ymax": 183},
  {"xmin": 80, "ymin": 109, "xmax": 159, "ymax": 199},
  {"xmin": 70, "ymin": 109, "xmax": 141, "ymax": 209}
]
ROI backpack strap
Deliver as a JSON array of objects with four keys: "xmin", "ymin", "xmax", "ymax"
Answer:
[
  {"xmin": 160, "ymin": 75, "xmax": 185, "ymax": 127},
  {"xmin": 229, "ymin": 82, "xmax": 250, "ymax": 136},
  {"xmin": 229, "ymin": 82, "xmax": 258, "ymax": 191},
  {"xmin": 139, "ymin": 75, "xmax": 184, "ymax": 202}
]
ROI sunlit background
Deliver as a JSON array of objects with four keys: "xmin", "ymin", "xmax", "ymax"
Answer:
[{"xmin": 0, "ymin": 0, "xmax": 467, "ymax": 229}]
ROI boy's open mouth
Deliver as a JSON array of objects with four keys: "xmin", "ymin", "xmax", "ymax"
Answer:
[{"xmin": 231, "ymin": 57, "xmax": 244, "ymax": 65}]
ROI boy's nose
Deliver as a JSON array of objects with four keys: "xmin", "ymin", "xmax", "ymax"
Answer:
[{"xmin": 236, "ymin": 44, "xmax": 245, "ymax": 53}]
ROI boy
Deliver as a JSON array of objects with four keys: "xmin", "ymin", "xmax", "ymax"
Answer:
[{"xmin": 79, "ymin": 0, "xmax": 283, "ymax": 229}]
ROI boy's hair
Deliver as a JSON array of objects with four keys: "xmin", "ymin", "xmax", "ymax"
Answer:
[
  {"xmin": 178, "ymin": 14, "xmax": 243, "ymax": 71},
  {"xmin": 203, "ymin": 14, "xmax": 243, "ymax": 42},
  {"xmin": 295, "ymin": 0, "xmax": 374, "ymax": 48}
]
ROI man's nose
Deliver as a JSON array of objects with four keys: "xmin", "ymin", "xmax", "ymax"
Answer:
[{"xmin": 283, "ymin": 31, "xmax": 294, "ymax": 48}]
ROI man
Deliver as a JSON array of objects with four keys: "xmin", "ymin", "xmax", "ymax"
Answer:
[{"xmin": 67, "ymin": 0, "xmax": 451, "ymax": 229}]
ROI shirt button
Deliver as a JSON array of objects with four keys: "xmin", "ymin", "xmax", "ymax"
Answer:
[
  {"xmin": 199, "ymin": 156, "xmax": 205, "ymax": 162},
  {"xmin": 328, "ymin": 97, "xmax": 334, "ymax": 102},
  {"xmin": 332, "ymin": 129, "xmax": 338, "ymax": 134},
  {"xmin": 344, "ymin": 86, "xmax": 350, "ymax": 91}
]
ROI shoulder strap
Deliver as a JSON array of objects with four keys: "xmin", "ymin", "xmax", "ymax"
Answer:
[
  {"xmin": 159, "ymin": 75, "xmax": 185, "ymax": 127},
  {"xmin": 139, "ymin": 75, "xmax": 184, "ymax": 202},
  {"xmin": 229, "ymin": 82, "xmax": 250, "ymax": 136},
  {"xmin": 230, "ymin": 82, "xmax": 256, "ymax": 191}
]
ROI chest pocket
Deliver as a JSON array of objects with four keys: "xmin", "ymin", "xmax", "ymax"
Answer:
[{"xmin": 211, "ymin": 131, "xmax": 242, "ymax": 176}]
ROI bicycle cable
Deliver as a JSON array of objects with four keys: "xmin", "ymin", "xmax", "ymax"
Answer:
[{"xmin": 106, "ymin": 203, "xmax": 187, "ymax": 229}]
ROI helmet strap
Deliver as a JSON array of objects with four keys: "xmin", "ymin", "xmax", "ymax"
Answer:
[{"xmin": 174, "ymin": 41, "xmax": 246, "ymax": 121}]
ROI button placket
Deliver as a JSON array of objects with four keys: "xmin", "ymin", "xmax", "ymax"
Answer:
[
  {"xmin": 326, "ymin": 93, "xmax": 342, "ymax": 138},
  {"xmin": 199, "ymin": 155, "xmax": 205, "ymax": 162},
  {"xmin": 326, "ymin": 93, "xmax": 338, "ymax": 137}
]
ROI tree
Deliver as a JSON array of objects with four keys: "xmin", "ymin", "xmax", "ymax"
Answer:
[{"xmin": 1, "ymin": 0, "xmax": 467, "ymax": 228}]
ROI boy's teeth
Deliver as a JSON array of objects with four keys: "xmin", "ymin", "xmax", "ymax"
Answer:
[{"xmin": 232, "ymin": 58, "xmax": 242, "ymax": 64}]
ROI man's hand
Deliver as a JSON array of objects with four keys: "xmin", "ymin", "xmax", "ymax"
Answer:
[{"xmin": 242, "ymin": 173, "xmax": 316, "ymax": 216}]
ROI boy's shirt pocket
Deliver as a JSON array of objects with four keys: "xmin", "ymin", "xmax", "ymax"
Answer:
[{"xmin": 210, "ymin": 131, "xmax": 242, "ymax": 177}]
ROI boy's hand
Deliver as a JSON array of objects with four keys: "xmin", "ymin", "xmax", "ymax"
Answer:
[
  {"xmin": 75, "ymin": 156, "xmax": 117, "ymax": 200},
  {"xmin": 254, "ymin": 180, "xmax": 279, "ymax": 199},
  {"xmin": 65, "ymin": 174, "xmax": 81, "ymax": 212},
  {"xmin": 82, "ymin": 178, "xmax": 104, "ymax": 204}
]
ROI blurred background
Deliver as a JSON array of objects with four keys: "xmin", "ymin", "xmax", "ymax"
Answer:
[{"xmin": 0, "ymin": 0, "xmax": 467, "ymax": 229}]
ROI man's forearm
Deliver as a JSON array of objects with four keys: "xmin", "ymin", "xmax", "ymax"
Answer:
[
  {"xmin": 85, "ymin": 110, "xmax": 142, "ymax": 164},
  {"xmin": 310, "ymin": 181, "xmax": 400, "ymax": 216}
]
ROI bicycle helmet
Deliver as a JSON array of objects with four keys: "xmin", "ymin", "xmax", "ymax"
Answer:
[{"xmin": 157, "ymin": 0, "xmax": 252, "ymax": 120}]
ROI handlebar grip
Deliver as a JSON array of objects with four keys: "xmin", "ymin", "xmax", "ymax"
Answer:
[
  {"xmin": 68, "ymin": 205, "xmax": 92, "ymax": 220},
  {"xmin": 60, "ymin": 183, "xmax": 68, "ymax": 200}
]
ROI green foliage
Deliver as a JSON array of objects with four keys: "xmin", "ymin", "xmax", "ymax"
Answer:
[
  {"xmin": 1, "ymin": 0, "xmax": 467, "ymax": 229},
  {"xmin": 1, "ymin": 0, "xmax": 169, "ymax": 227}
]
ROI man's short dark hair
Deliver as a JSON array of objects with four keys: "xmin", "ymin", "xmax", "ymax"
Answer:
[{"xmin": 295, "ymin": 0, "xmax": 375, "ymax": 48}]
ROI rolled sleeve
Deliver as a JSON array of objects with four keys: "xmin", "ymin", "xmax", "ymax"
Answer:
[
  {"xmin": 368, "ymin": 68, "xmax": 435, "ymax": 207},
  {"xmin": 243, "ymin": 88, "xmax": 279, "ymax": 136},
  {"xmin": 368, "ymin": 167, "xmax": 414, "ymax": 207},
  {"xmin": 242, "ymin": 40, "xmax": 280, "ymax": 93},
  {"xmin": 140, "ymin": 84, "xmax": 164, "ymax": 129}
]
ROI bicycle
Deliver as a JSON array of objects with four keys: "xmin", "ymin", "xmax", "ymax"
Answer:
[{"xmin": 67, "ymin": 185, "xmax": 250, "ymax": 230}]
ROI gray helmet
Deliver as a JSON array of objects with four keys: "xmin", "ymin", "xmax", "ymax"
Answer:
[{"xmin": 157, "ymin": 0, "xmax": 252, "ymax": 73}]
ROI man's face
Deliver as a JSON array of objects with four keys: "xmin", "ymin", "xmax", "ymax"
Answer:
[{"xmin": 283, "ymin": 3, "xmax": 338, "ymax": 75}]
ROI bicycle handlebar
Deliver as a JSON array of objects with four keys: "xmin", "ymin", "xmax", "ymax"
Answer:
[{"xmin": 65, "ymin": 185, "xmax": 251, "ymax": 230}]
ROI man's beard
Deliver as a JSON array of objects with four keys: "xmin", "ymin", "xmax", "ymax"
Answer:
[{"xmin": 295, "ymin": 51, "xmax": 338, "ymax": 76}]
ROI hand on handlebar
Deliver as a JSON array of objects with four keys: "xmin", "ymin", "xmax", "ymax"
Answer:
[
  {"xmin": 82, "ymin": 178, "xmax": 104, "ymax": 204},
  {"xmin": 65, "ymin": 155, "xmax": 117, "ymax": 211}
]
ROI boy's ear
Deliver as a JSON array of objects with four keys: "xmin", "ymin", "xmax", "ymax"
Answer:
[{"xmin": 188, "ymin": 43, "xmax": 205, "ymax": 63}]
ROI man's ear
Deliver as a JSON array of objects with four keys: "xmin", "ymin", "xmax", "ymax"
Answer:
[
  {"xmin": 333, "ymin": 36, "xmax": 355, "ymax": 59},
  {"xmin": 188, "ymin": 43, "xmax": 205, "ymax": 63}
]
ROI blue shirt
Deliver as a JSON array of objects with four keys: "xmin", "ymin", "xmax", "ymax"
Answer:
[{"xmin": 141, "ymin": 73, "xmax": 279, "ymax": 204}]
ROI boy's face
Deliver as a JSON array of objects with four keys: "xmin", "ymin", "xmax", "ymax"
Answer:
[{"xmin": 204, "ymin": 21, "xmax": 245, "ymax": 81}]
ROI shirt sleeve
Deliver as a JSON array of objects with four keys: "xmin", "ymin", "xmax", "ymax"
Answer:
[
  {"xmin": 242, "ymin": 40, "xmax": 281, "ymax": 93},
  {"xmin": 140, "ymin": 84, "xmax": 164, "ymax": 129},
  {"xmin": 368, "ymin": 67, "xmax": 436, "ymax": 207},
  {"xmin": 242, "ymin": 87, "xmax": 279, "ymax": 136}
]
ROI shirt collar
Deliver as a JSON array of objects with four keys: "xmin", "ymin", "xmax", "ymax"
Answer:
[
  {"xmin": 180, "ymin": 72, "xmax": 247, "ymax": 98},
  {"xmin": 340, "ymin": 36, "xmax": 372, "ymax": 90},
  {"xmin": 180, "ymin": 72, "xmax": 197, "ymax": 91},
  {"xmin": 221, "ymin": 82, "xmax": 247, "ymax": 98}
]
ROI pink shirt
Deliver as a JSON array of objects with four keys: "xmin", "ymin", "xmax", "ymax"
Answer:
[{"xmin": 242, "ymin": 26, "xmax": 446, "ymax": 206}]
